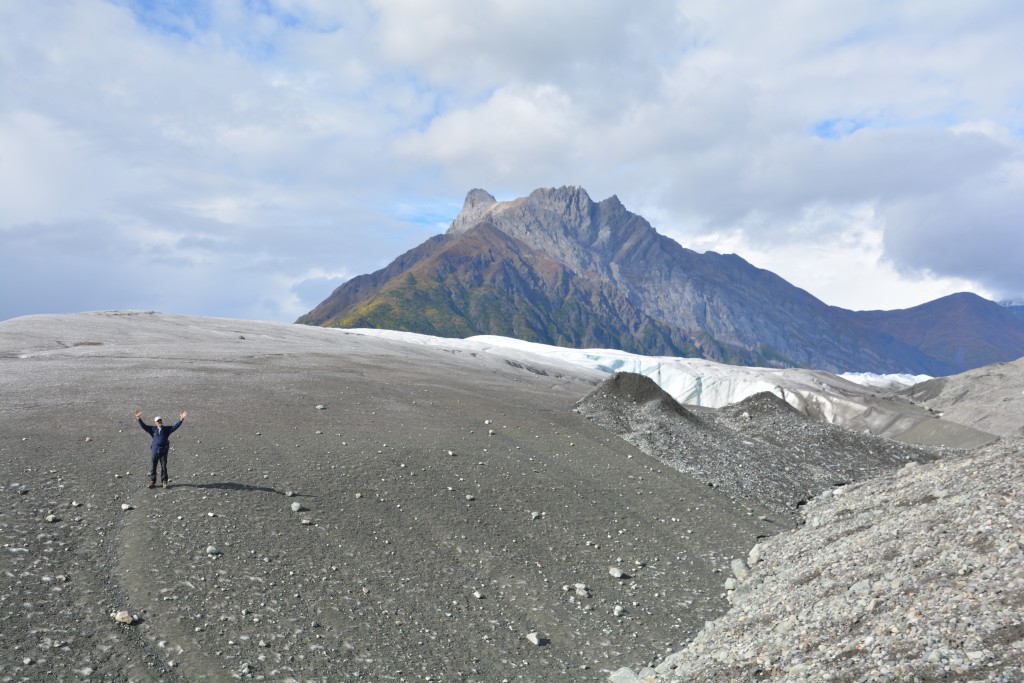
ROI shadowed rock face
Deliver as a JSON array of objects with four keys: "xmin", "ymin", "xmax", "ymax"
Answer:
[{"xmin": 1, "ymin": 312, "xmax": 780, "ymax": 682}]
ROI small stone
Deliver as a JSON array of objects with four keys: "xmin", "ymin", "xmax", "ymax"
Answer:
[
  {"xmin": 206, "ymin": 545, "xmax": 221, "ymax": 556},
  {"xmin": 315, "ymin": 404, "xmax": 326, "ymax": 410},
  {"xmin": 531, "ymin": 511, "xmax": 543, "ymax": 520},
  {"xmin": 45, "ymin": 514, "xmax": 60, "ymax": 523},
  {"xmin": 613, "ymin": 604, "xmax": 627, "ymax": 616},
  {"xmin": 730, "ymin": 558, "xmax": 751, "ymax": 582},
  {"xmin": 609, "ymin": 567, "xmax": 629, "ymax": 579},
  {"xmin": 112, "ymin": 610, "xmax": 134, "ymax": 624},
  {"xmin": 473, "ymin": 590, "xmax": 484, "ymax": 599},
  {"xmin": 526, "ymin": 631, "xmax": 548, "ymax": 646},
  {"xmin": 301, "ymin": 519, "xmax": 312, "ymax": 525},
  {"xmin": 285, "ymin": 490, "xmax": 295, "ymax": 497},
  {"xmin": 121, "ymin": 504, "xmax": 133, "ymax": 511},
  {"xmin": 608, "ymin": 667, "xmax": 642, "ymax": 683},
  {"xmin": 291, "ymin": 502, "xmax": 303, "ymax": 512},
  {"xmin": 465, "ymin": 494, "xmax": 475, "ymax": 501},
  {"xmin": 71, "ymin": 501, "xmax": 81, "ymax": 507}
]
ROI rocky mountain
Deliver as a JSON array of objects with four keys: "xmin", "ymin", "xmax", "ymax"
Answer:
[
  {"xmin": 300, "ymin": 186, "xmax": 1024, "ymax": 375},
  {"xmin": 1002, "ymin": 301, "xmax": 1024, "ymax": 320}
]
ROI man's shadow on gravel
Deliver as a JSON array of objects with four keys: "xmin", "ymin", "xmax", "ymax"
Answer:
[{"xmin": 171, "ymin": 482, "xmax": 290, "ymax": 495}]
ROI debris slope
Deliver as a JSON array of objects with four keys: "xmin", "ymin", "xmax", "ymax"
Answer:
[{"xmin": 614, "ymin": 437, "xmax": 1024, "ymax": 682}]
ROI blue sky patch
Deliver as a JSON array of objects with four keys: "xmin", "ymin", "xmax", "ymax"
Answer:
[
  {"xmin": 812, "ymin": 117, "xmax": 870, "ymax": 139},
  {"xmin": 114, "ymin": 0, "xmax": 212, "ymax": 39}
]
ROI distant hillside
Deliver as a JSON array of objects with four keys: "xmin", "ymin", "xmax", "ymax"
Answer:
[
  {"xmin": 300, "ymin": 187, "xmax": 1024, "ymax": 374},
  {"xmin": 853, "ymin": 293, "xmax": 1024, "ymax": 374}
]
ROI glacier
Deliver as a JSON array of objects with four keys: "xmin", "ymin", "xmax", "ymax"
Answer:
[{"xmin": 347, "ymin": 329, "xmax": 944, "ymax": 437}]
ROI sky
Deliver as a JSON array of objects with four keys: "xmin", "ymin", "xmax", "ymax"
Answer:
[{"xmin": 2, "ymin": 1, "xmax": 1023, "ymax": 323}]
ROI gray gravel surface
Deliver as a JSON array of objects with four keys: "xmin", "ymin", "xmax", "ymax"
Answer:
[
  {"xmin": 902, "ymin": 356, "xmax": 1024, "ymax": 438},
  {"xmin": 614, "ymin": 437, "xmax": 1024, "ymax": 682},
  {"xmin": 1, "ymin": 312, "xmax": 779, "ymax": 682}
]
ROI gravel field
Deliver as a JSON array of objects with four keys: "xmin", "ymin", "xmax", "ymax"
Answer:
[
  {"xmin": 6, "ymin": 312, "xmax": 1017, "ymax": 683},
  {"xmin": 1, "ymin": 312, "xmax": 777, "ymax": 682}
]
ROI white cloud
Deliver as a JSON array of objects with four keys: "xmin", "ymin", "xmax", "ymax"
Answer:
[
  {"xmin": 677, "ymin": 208, "xmax": 994, "ymax": 311},
  {"xmin": 395, "ymin": 84, "xmax": 580, "ymax": 185},
  {"xmin": 1, "ymin": 0, "xmax": 1022, "ymax": 321}
]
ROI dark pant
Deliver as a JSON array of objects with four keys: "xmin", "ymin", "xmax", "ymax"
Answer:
[{"xmin": 150, "ymin": 451, "xmax": 168, "ymax": 483}]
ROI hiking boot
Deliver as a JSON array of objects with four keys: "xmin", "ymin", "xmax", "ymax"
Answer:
[
  {"xmin": 162, "ymin": 482, "xmax": 168, "ymax": 489},
  {"xmin": 148, "ymin": 481, "xmax": 155, "ymax": 489}
]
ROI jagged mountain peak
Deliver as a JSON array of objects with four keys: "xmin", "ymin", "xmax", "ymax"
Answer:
[
  {"xmin": 449, "ymin": 185, "xmax": 631, "ymax": 239},
  {"xmin": 446, "ymin": 185, "xmax": 658, "ymax": 294},
  {"xmin": 450, "ymin": 188, "xmax": 498, "ymax": 233}
]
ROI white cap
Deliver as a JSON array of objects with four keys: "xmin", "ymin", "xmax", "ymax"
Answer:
[{"xmin": 154, "ymin": 416, "xmax": 162, "ymax": 422}]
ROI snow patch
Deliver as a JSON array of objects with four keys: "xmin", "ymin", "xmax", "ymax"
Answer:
[
  {"xmin": 840, "ymin": 372, "xmax": 931, "ymax": 389},
  {"xmin": 345, "ymin": 330, "xmax": 930, "ymax": 432}
]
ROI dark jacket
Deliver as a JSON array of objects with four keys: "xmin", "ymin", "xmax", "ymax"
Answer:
[{"xmin": 139, "ymin": 419, "xmax": 183, "ymax": 454}]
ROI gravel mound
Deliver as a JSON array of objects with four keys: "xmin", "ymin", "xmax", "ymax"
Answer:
[
  {"xmin": 614, "ymin": 437, "xmax": 1024, "ymax": 682},
  {"xmin": 577, "ymin": 373, "xmax": 946, "ymax": 521}
]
